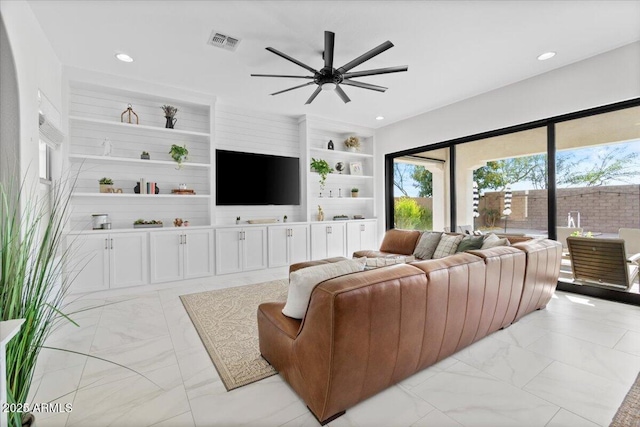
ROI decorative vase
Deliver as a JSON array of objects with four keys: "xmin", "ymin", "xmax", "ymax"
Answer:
[
  {"xmin": 347, "ymin": 147, "xmax": 356, "ymax": 152},
  {"xmin": 318, "ymin": 212, "xmax": 324, "ymax": 221},
  {"xmin": 351, "ymin": 191, "xmax": 358, "ymax": 198},
  {"xmin": 99, "ymin": 184, "xmax": 113, "ymax": 193},
  {"xmin": 141, "ymin": 153, "xmax": 150, "ymax": 160},
  {"xmin": 165, "ymin": 116, "xmax": 177, "ymax": 129}
]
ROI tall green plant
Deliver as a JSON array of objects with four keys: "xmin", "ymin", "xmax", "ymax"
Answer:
[{"xmin": 0, "ymin": 178, "xmax": 75, "ymax": 427}]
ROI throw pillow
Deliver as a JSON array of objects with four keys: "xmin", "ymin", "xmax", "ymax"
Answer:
[
  {"xmin": 481, "ymin": 237, "xmax": 511, "ymax": 249},
  {"xmin": 413, "ymin": 232, "xmax": 443, "ymax": 259},
  {"xmin": 282, "ymin": 257, "xmax": 366, "ymax": 319},
  {"xmin": 432, "ymin": 234, "xmax": 464, "ymax": 259},
  {"xmin": 456, "ymin": 235, "xmax": 484, "ymax": 252},
  {"xmin": 482, "ymin": 233, "xmax": 500, "ymax": 247}
]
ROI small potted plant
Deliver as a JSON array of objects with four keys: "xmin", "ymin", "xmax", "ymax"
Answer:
[
  {"xmin": 310, "ymin": 158, "xmax": 333, "ymax": 190},
  {"xmin": 344, "ymin": 136, "xmax": 360, "ymax": 152},
  {"xmin": 99, "ymin": 177, "xmax": 114, "ymax": 193},
  {"xmin": 283, "ymin": 215, "xmax": 288, "ymax": 223},
  {"xmin": 351, "ymin": 187, "xmax": 359, "ymax": 198},
  {"xmin": 169, "ymin": 144, "xmax": 189, "ymax": 169},
  {"xmin": 140, "ymin": 151, "xmax": 150, "ymax": 160},
  {"xmin": 161, "ymin": 104, "xmax": 178, "ymax": 128}
]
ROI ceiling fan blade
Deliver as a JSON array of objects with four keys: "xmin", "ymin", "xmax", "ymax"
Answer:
[
  {"xmin": 342, "ymin": 65, "xmax": 408, "ymax": 79},
  {"xmin": 324, "ymin": 31, "xmax": 335, "ymax": 70},
  {"xmin": 305, "ymin": 86, "xmax": 323, "ymax": 105},
  {"xmin": 337, "ymin": 40, "xmax": 394, "ymax": 73},
  {"xmin": 251, "ymin": 73, "xmax": 314, "ymax": 79},
  {"xmin": 335, "ymin": 85, "xmax": 351, "ymax": 104},
  {"xmin": 270, "ymin": 82, "xmax": 316, "ymax": 96},
  {"xmin": 340, "ymin": 79, "xmax": 387, "ymax": 92},
  {"xmin": 266, "ymin": 47, "xmax": 318, "ymax": 74}
]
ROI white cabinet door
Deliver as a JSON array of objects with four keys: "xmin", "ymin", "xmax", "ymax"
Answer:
[
  {"xmin": 184, "ymin": 229, "xmax": 214, "ymax": 279},
  {"xmin": 346, "ymin": 221, "xmax": 377, "ymax": 256},
  {"xmin": 268, "ymin": 226, "xmax": 290, "ymax": 268},
  {"xmin": 215, "ymin": 228, "xmax": 243, "ymax": 275},
  {"xmin": 326, "ymin": 223, "xmax": 346, "ymax": 258},
  {"xmin": 109, "ymin": 232, "xmax": 149, "ymax": 289},
  {"xmin": 310, "ymin": 224, "xmax": 329, "ymax": 260},
  {"xmin": 68, "ymin": 234, "xmax": 109, "ymax": 293},
  {"xmin": 149, "ymin": 231, "xmax": 183, "ymax": 284},
  {"xmin": 243, "ymin": 227, "xmax": 268, "ymax": 271},
  {"xmin": 288, "ymin": 224, "xmax": 310, "ymax": 265}
]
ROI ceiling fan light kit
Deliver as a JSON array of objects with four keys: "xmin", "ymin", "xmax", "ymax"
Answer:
[{"xmin": 251, "ymin": 31, "xmax": 408, "ymax": 104}]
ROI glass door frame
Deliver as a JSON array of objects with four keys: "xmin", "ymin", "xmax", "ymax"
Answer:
[{"xmin": 385, "ymin": 97, "xmax": 640, "ymax": 305}]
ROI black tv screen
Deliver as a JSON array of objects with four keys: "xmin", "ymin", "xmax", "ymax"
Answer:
[{"xmin": 216, "ymin": 150, "xmax": 300, "ymax": 205}]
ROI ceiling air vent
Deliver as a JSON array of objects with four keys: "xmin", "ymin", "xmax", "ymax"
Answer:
[{"xmin": 208, "ymin": 31, "xmax": 241, "ymax": 52}]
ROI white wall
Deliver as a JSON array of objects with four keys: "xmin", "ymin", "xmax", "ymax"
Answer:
[
  {"xmin": 0, "ymin": 0, "xmax": 63, "ymax": 197},
  {"xmin": 375, "ymin": 41, "xmax": 640, "ymax": 232}
]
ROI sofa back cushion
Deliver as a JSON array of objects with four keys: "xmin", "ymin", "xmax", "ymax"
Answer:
[
  {"xmin": 379, "ymin": 229, "xmax": 422, "ymax": 255},
  {"xmin": 432, "ymin": 234, "xmax": 464, "ymax": 259},
  {"xmin": 282, "ymin": 258, "xmax": 366, "ymax": 319},
  {"xmin": 413, "ymin": 232, "xmax": 443, "ymax": 259}
]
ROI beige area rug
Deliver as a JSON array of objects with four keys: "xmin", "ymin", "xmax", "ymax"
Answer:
[
  {"xmin": 610, "ymin": 372, "xmax": 640, "ymax": 426},
  {"xmin": 180, "ymin": 279, "xmax": 288, "ymax": 391}
]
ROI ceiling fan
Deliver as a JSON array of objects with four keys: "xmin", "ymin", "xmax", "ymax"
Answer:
[{"xmin": 251, "ymin": 31, "xmax": 408, "ymax": 104}]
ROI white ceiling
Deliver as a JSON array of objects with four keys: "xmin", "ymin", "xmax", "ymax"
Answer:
[{"xmin": 27, "ymin": 0, "xmax": 640, "ymax": 129}]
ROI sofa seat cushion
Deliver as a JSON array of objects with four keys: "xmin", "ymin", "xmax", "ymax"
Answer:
[
  {"xmin": 258, "ymin": 302, "xmax": 301, "ymax": 339},
  {"xmin": 413, "ymin": 231, "xmax": 443, "ymax": 259},
  {"xmin": 282, "ymin": 258, "xmax": 366, "ymax": 319},
  {"xmin": 289, "ymin": 256, "xmax": 349, "ymax": 274},
  {"xmin": 432, "ymin": 234, "xmax": 464, "ymax": 259},
  {"xmin": 378, "ymin": 229, "xmax": 422, "ymax": 255}
]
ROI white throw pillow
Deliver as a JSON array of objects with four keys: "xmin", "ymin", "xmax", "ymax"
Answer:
[
  {"xmin": 282, "ymin": 258, "xmax": 366, "ymax": 319},
  {"xmin": 481, "ymin": 237, "xmax": 511, "ymax": 249}
]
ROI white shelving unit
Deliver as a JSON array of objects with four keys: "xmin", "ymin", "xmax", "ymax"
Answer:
[
  {"xmin": 301, "ymin": 116, "xmax": 376, "ymax": 222},
  {"xmin": 67, "ymin": 81, "xmax": 213, "ymax": 231}
]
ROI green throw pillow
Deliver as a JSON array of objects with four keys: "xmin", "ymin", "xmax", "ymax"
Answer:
[{"xmin": 456, "ymin": 235, "xmax": 484, "ymax": 252}]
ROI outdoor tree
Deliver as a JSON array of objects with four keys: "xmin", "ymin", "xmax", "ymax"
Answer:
[
  {"xmin": 393, "ymin": 163, "xmax": 411, "ymax": 196},
  {"xmin": 411, "ymin": 166, "xmax": 433, "ymax": 197},
  {"xmin": 564, "ymin": 146, "xmax": 639, "ymax": 186}
]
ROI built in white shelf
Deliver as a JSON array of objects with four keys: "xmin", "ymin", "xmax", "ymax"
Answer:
[
  {"xmin": 312, "ymin": 172, "xmax": 374, "ymax": 180},
  {"xmin": 309, "ymin": 147, "xmax": 373, "ymax": 159},
  {"xmin": 68, "ymin": 154, "xmax": 210, "ymax": 168},
  {"xmin": 72, "ymin": 192, "xmax": 210, "ymax": 199},
  {"xmin": 69, "ymin": 115, "xmax": 211, "ymax": 137}
]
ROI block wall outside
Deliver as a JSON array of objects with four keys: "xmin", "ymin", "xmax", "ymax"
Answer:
[{"xmin": 478, "ymin": 184, "xmax": 640, "ymax": 233}]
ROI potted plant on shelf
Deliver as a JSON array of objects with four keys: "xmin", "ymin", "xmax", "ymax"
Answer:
[
  {"xmin": 169, "ymin": 144, "xmax": 189, "ymax": 169},
  {"xmin": 310, "ymin": 158, "xmax": 333, "ymax": 190},
  {"xmin": 99, "ymin": 177, "xmax": 114, "ymax": 193},
  {"xmin": 140, "ymin": 151, "xmax": 150, "ymax": 160},
  {"xmin": 161, "ymin": 104, "xmax": 178, "ymax": 129},
  {"xmin": 344, "ymin": 136, "xmax": 360, "ymax": 152},
  {"xmin": 351, "ymin": 187, "xmax": 359, "ymax": 198}
]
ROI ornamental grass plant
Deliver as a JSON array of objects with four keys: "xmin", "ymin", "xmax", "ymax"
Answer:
[{"xmin": 0, "ymin": 177, "xmax": 75, "ymax": 427}]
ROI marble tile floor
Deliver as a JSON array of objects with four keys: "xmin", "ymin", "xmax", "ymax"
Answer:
[{"xmin": 29, "ymin": 273, "xmax": 640, "ymax": 427}]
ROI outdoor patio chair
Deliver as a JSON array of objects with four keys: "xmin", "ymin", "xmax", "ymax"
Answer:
[
  {"xmin": 556, "ymin": 227, "xmax": 583, "ymax": 251},
  {"xmin": 567, "ymin": 236, "xmax": 640, "ymax": 291},
  {"xmin": 619, "ymin": 228, "xmax": 640, "ymax": 257}
]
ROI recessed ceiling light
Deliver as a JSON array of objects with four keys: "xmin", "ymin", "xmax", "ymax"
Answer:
[
  {"xmin": 537, "ymin": 51, "xmax": 556, "ymax": 61},
  {"xmin": 376, "ymin": 116, "xmax": 385, "ymax": 121},
  {"xmin": 115, "ymin": 53, "xmax": 134, "ymax": 63}
]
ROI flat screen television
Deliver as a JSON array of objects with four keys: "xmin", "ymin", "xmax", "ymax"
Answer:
[{"xmin": 216, "ymin": 150, "xmax": 300, "ymax": 205}]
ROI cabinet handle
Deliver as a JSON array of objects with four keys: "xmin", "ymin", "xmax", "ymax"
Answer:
[
  {"xmin": 110, "ymin": 239, "xmax": 114, "ymax": 250},
  {"xmin": 289, "ymin": 228, "xmax": 293, "ymax": 238},
  {"xmin": 105, "ymin": 238, "xmax": 108, "ymax": 250},
  {"xmin": 361, "ymin": 224, "xmax": 365, "ymax": 232},
  {"xmin": 327, "ymin": 226, "xmax": 332, "ymax": 234},
  {"xmin": 183, "ymin": 234, "xmax": 187, "ymax": 245},
  {"xmin": 179, "ymin": 235, "xmax": 183, "ymax": 245}
]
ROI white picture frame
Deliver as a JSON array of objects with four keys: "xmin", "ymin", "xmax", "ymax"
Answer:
[{"xmin": 349, "ymin": 162, "xmax": 363, "ymax": 175}]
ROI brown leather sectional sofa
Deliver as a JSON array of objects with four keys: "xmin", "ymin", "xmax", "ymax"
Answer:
[{"xmin": 257, "ymin": 230, "xmax": 562, "ymax": 425}]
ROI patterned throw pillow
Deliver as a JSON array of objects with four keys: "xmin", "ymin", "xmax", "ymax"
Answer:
[
  {"xmin": 363, "ymin": 255, "xmax": 416, "ymax": 269},
  {"xmin": 413, "ymin": 232, "xmax": 443, "ymax": 260},
  {"xmin": 432, "ymin": 234, "xmax": 464, "ymax": 259},
  {"xmin": 456, "ymin": 235, "xmax": 484, "ymax": 252}
]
